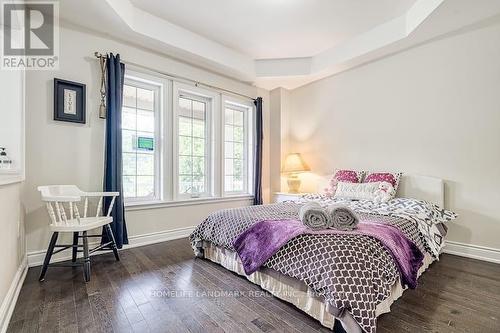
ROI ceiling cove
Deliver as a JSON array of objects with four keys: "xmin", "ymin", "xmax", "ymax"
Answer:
[{"xmin": 63, "ymin": 0, "xmax": 500, "ymax": 89}]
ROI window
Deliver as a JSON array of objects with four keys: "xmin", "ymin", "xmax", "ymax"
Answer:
[
  {"xmin": 121, "ymin": 69, "xmax": 255, "ymax": 207},
  {"xmin": 224, "ymin": 102, "xmax": 252, "ymax": 194},
  {"xmin": 177, "ymin": 94, "xmax": 211, "ymax": 198},
  {"xmin": 121, "ymin": 75, "xmax": 162, "ymax": 202}
]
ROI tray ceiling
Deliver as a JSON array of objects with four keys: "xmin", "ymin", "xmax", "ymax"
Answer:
[{"xmin": 56, "ymin": 0, "xmax": 500, "ymax": 89}]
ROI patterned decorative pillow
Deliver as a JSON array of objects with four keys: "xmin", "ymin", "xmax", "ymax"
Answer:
[
  {"xmin": 324, "ymin": 169, "xmax": 365, "ymax": 196},
  {"xmin": 333, "ymin": 181, "xmax": 394, "ymax": 203},
  {"xmin": 363, "ymin": 172, "xmax": 402, "ymax": 199}
]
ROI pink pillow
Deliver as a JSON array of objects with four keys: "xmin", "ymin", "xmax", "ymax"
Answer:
[
  {"xmin": 324, "ymin": 169, "xmax": 365, "ymax": 196},
  {"xmin": 364, "ymin": 172, "xmax": 402, "ymax": 198}
]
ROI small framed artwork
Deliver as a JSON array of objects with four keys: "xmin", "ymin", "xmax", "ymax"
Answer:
[{"xmin": 54, "ymin": 78, "xmax": 86, "ymax": 124}]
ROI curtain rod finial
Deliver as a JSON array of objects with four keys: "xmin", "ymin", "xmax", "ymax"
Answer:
[{"xmin": 95, "ymin": 52, "xmax": 107, "ymax": 59}]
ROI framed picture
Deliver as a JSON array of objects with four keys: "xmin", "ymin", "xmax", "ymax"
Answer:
[{"xmin": 54, "ymin": 78, "xmax": 86, "ymax": 124}]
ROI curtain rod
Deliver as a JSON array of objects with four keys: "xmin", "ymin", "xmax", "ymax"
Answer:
[{"xmin": 94, "ymin": 52, "xmax": 256, "ymax": 101}]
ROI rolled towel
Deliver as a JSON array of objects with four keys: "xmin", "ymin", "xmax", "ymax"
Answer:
[
  {"xmin": 327, "ymin": 204, "xmax": 359, "ymax": 231},
  {"xmin": 299, "ymin": 201, "xmax": 331, "ymax": 230}
]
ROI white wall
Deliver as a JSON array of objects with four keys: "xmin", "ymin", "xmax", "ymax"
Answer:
[
  {"xmin": 269, "ymin": 88, "xmax": 282, "ymax": 193},
  {"xmin": 0, "ymin": 184, "xmax": 25, "ymax": 329},
  {"xmin": 24, "ymin": 25, "xmax": 270, "ymax": 260},
  {"xmin": 287, "ymin": 22, "xmax": 500, "ymax": 250},
  {"xmin": 269, "ymin": 88, "xmax": 293, "ymax": 193},
  {"xmin": 0, "ymin": 63, "xmax": 26, "ymax": 332}
]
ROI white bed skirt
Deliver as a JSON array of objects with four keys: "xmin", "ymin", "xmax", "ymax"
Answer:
[{"xmin": 202, "ymin": 242, "xmax": 435, "ymax": 333}]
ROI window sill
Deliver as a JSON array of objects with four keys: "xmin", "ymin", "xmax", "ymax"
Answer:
[{"xmin": 125, "ymin": 194, "xmax": 253, "ymax": 211}]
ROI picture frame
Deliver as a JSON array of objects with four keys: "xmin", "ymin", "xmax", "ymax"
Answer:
[{"xmin": 54, "ymin": 78, "xmax": 86, "ymax": 124}]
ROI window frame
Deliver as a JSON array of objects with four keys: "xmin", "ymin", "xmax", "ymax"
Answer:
[
  {"xmin": 122, "ymin": 68, "xmax": 255, "ymax": 209},
  {"xmin": 172, "ymin": 82, "xmax": 221, "ymax": 201},
  {"xmin": 121, "ymin": 72, "xmax": 165, "ymax": 204},
  {"xmin": 222, "ymin": 96, "xmax": 255, "ymax": 196}
]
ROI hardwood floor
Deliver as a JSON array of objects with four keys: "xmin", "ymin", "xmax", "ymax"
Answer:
[{"xmin": 8, "ymin": 238, "xmax": 500, "ymax": 333}]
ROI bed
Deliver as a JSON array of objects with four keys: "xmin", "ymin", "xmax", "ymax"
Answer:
[{"xmin": 189, "ymin": 174, "xmax": 457, "ymax": 333}]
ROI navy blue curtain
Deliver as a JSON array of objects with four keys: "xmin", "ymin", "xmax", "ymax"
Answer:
[
  {"xmin": 102, "ymin": 53, "xmax": 128, "ymax": 248},
  {"xmin": 253, "ymin": 97, "xmax": 263, "ymax": 205}
]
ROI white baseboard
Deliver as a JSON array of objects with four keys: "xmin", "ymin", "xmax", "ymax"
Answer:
[
  {"xmin": 126, "ymin": 226, "xmax": 196, "ymax": 248},
  {"xmin": 27, "ymin": 226, "xmax": 196, "ymax": 267},
  {"xmin": 0, "ymin": 257, "xmax": 28, "ymax": 333},
  {"xmin": 443, "ymin": 241, "xmax": 500, "ymax": 264}
]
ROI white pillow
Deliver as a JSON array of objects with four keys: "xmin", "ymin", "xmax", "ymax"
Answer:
[{"xmin": 334, "ymin": 181, "xmax": 395, "ymax": 203}]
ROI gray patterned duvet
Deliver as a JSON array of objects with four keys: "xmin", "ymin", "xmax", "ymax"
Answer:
[{"xmin": 190, "ymin": 197, "xmax": 457, "ymax": 333}]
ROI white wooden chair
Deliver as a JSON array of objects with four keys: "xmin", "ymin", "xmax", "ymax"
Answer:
[{"xmin": 37, "ymin": 185, "xmax": 121, "ymax": 282}]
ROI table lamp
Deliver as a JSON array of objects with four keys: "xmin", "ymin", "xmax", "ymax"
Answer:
[{"xmin": 282, "ymin": 153, "xmax": 310, "ymax": 193}]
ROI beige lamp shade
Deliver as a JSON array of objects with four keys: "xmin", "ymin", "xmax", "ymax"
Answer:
[{"xmin": 282, "ymin": 153, "xmax": 311, "ymax": 174}]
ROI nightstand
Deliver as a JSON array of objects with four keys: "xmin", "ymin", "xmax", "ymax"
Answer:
[{"xmin": 273, "ymin": 192, "xmax": 308, "ymax": 203}]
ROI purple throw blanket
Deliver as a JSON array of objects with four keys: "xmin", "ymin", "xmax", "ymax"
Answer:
[{"xmin": 234, "ymin": 219, "xmax": 423, "ymax": 289}]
